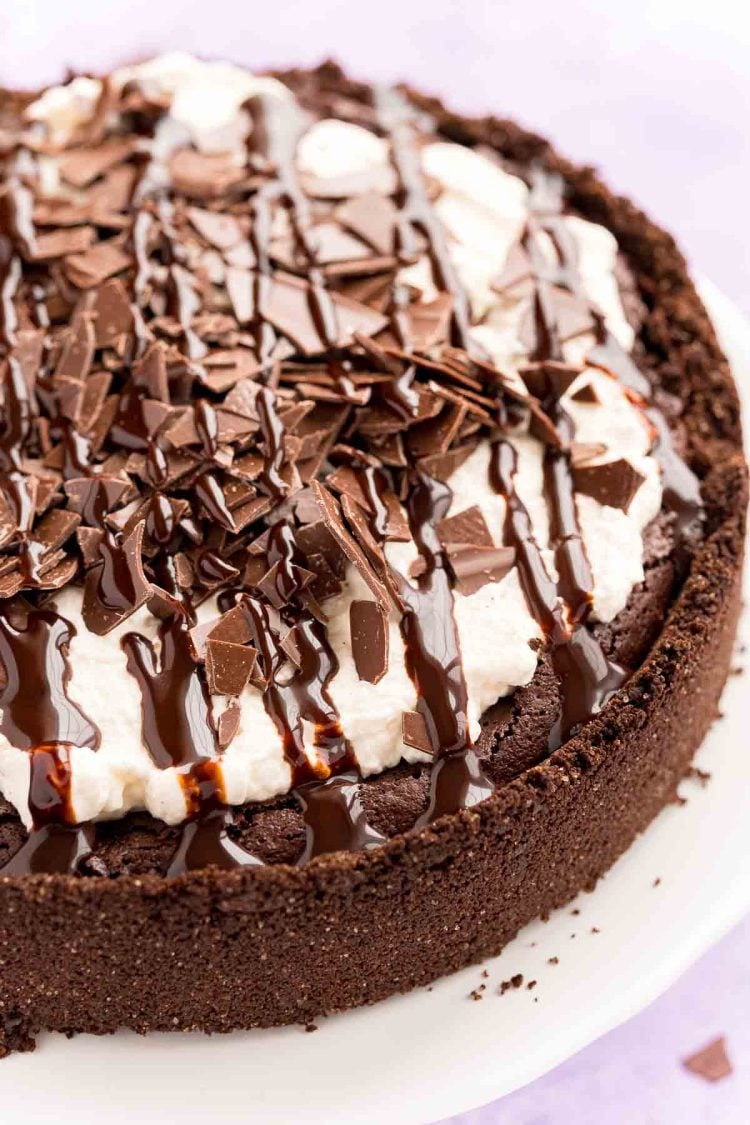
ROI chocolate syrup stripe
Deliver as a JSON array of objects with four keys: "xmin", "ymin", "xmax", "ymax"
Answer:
[
  {"xmin": 400, "ymin": 472, "xmax": 493, "ymax": 822},
  {"xmin": 0, "ymin": 613, "xmax": 102, "ymax": 875},
  {"xmin": 248, "ymin": 93, "xmax": 359, "ymax": 405},
  {"xmin": 122, "ymin": 615, "xmax": 218, "ymax": 769},
  {"xmin": 527, "ymin": 173, "xmax": 702, "ymax": 539},
  {"xmin": 490, "ymin": 441, "xmax": 626, "ymax": 749},
  {"xmin": 375, "ymin": 86, "xmax": 472, "ymax": 351}
]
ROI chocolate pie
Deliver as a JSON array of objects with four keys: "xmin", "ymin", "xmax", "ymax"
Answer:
[{"xmin": 0, "ymin": 53, "xmax": 745, "ymax": 1056}]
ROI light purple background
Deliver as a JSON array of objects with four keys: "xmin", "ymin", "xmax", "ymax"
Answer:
[{"xmin": 1, "ymin": 3, "xmax": 748, "ymax": 1120}]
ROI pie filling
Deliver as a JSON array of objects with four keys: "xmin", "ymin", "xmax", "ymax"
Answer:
[{"xmin": 0, "ymin": 53, "xmax": 702, "ymax": 874}]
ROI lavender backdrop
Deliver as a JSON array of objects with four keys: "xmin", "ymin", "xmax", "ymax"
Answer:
[{"xmin": 1, "ymin": 3, "xmax": 748, "ymax": 1120}]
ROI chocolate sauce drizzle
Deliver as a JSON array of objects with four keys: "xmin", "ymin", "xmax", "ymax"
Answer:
[
  {"xmin": 398, "ymin": 473, "xmax": 492, "ymax": 816},
  {"xmin": 122, "ymin": 615, "xmax": 217, "ymax": 768},
  {"xmin": 0, "ymin": 611, "xmax": 101, "ymax": 874},
  {"xmin": 167, "ymin": 759, "xmax": 260, "ymax": 875},
  {"xmin": 490, "ymin": 441, "xmax": 625, "ymax": 749},
  {"xmin": 0, "ymin": 610, "xmax": 100, "ymax": 751},
  {"xmin": 375, "ymin": 87, "xmax": 472, "ymax": 350}
]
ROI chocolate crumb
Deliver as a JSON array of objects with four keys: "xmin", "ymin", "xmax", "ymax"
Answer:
[{"xmin": 682, "ymin": 1036, "xmax": 732, "ymax": 1083}]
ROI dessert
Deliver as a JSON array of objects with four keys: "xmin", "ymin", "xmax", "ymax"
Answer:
[{"xmin": 0, "ymin": 53, "xmax": 745, "ymax": 1055}]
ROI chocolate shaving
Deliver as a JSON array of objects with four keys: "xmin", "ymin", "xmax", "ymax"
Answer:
[
  {"xmin": 436, "ymin": 505, "xmax": 494, "ymax": 550},
  {"xmin": 205, "ymin": 638, "xmax": 257, "ymax": 696},
  {"xmin": 64, "ymin": 239, "xmax": 131, "ymax": 289},
  {"xmin": 350, "ymin": 599, "xmax": 389, "ymax": 684},
  {"xmin": 402, "ymin": 710, "xmax": 433, "ymax": 754},
  {"xmin": 82, "ymin": 521, "xmax": 152, "ymax": 634},
  {"xmin": 446, "ymin": 543, "xmax": 516, "ymax": 595},
  {"xmin": 335, "ymin": 191, "xmax": 397, "ymax": 254},
  {"xmin": 310, "ymin": 481, "xmax": 391, "ymax": 609},
  {"xmin": 264, "ymin": 272, "xmax": 387, "ymax": 355},
  {"xmin": 569, "ymin": 380, "xmax": 600, "ymax": 404},
  {"xmin": 217, "ymin": 700, "xmax": 241, "ymax": 748},
  {"xmin": 682, "ymin": 1037, "xmax": 732, "ymax": 1083},
  {"xmin": 573, "ymin": 458, "xmax": 645, "ymax": 511}
]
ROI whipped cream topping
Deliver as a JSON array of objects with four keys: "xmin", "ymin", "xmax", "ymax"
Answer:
[{"xmin": 0, "ymin": 55, "xmax": 665, "ymax": 832}]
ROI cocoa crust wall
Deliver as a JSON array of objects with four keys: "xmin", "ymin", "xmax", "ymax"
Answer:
[{"xmin": 0, "ymin": 62, "xmax": 747, "ymax": 1055}]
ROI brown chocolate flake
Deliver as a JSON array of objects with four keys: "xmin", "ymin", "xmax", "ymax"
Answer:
[
  {"xmin": 264, "ymin": 272, "xmax": 387, "ymax": 355},
  {"xmin": 519, "ymin": 361, "xmax": 582, "ymax": 401},
  {"xmin": 64, "ymin": 239, "xmax": 131, "ymax": 289},
  {"xmin": 58, "ymin": 139, "xmax": 135, "ymax": 188},
  {"xmin": 188, "ymin": 207, "xmax": 242, "ymax": 251},
  {"xmin": 402, "ymin": 710, "xmax": 433, "ymax": 754},
  {"xmin": 217, "ymin": 700, "xmax": 242, "ymax": 748},
  {"xmin": 205, "ymin": 639, "xmax": 257, "ymax": 696},
  {"xmin": 30, "ymin": 226, "xmax": 96, "ymax": 260},
  {"xmin": 53, "ymin": 313, "xmax": 95, "ymax": 382},
  {"xmin": 168, "ymin": 150, "xmax": 245, "ymax": 197},
  {"xmin": 569, "ymin": 442, "xmax": 608, "ymax": 467},
  {"xmin": 405, "ymin": 294, "xmax": 454, "ymax": 351},
  {"xmin": 335, "ymin": 191, "xmax": 397, "ymax": 254},
  {"xmin": 350, "ymin": 600, "xmax": 389, "ymax": 684},
  {"xmin": 682, "ymin": 1037, "xmax": 732, "ymax": 1083},
  {"xmin": 82, "ymin": 521, "xmax": 152, "ymax": 634},
  {"xmin": 89, "ymin": 278, "xmax": 134, "ymax": 346},
  {"xmin": 573, "ymin": 458, "xmax": 645, "ymax": 511},
  {"xmin": 436, "ymin": 505, "xmax": 494, "ymax": 550},
  {"xmin": 310, "ymin": 481, "xmax": 390, "ymax": 609},
  {"xmin": 570, "ymin": 380, "xmax": 600, "ymax": 404},
  {"xmin": 446, "ymin": 544, "xmax": 516, "ymax": 596}
]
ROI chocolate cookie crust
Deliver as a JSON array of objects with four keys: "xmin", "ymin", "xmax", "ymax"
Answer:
[{"xmin": 0, "ymin": 61, "xmax": 746, "ymax": 1055}]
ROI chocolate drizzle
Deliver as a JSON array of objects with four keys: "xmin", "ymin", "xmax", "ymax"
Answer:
[
  {"xmin": 122, "ymin": 614, "xmax": 217, "ymax": 768},
  {"xmin": 491, "ymin": 441, "xmax": 625, "ymax": 749},
  {"xmin": 0, "ymin": 610, "xmax": 100, "ymax": 875},
  {"xmin": 238, "ymin": 595, "xmax": 352, "ymax": 781},
  {"xmin": 399, "ymin": 473, "xmax": 470, "ymax": 755},
  {"xmin": 0, "ymin": 610, "xmax": 100, "ymax": 750},
  {"xmin": 376, "ymin": 87, "xmax": 471, "ymax": 350},
  {"xmin": 167, "ymin": 760, "xmax": 259, "ymax": 876},
  {"xmin": 1, "ymin": 744, "xmax": 95, "ymax": 875}
]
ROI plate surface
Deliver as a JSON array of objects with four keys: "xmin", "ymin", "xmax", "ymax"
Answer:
[{"xmin": 1, "ymin": 281, "xmax": 748, "ymax": 1124}]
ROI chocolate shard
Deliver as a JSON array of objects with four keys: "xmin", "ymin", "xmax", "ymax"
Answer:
[
  {"xmin": 402, "ymin": 710, "xmax": 433, "ymax": 754},
  {"xmin": 519, "ymin": 360, "xmax": 582, "ymax": 401},
  {"xmin": 446, "ymin": 543, "xmax": 516, "ymax": 596},
  {"xmin": 350, "ymin": 599, "xmax": 389, "ymax": 684},
  {"xmin": 569, "ymin": 442, "xmax": 608, "ymax": 467},
  {"xmin": 63, "ymin": 239, "xmax": 131, "ymax": 289},
  {"xmin": 188, "ymin": 206, "xmax": 243, "ymax": 251},
  {"xmin": 82, "ymin": 521, "xmax": 152, "ymax": 635},
  {"xmin": 217, "ymin": 700, "xmax": 242, "ymax": 748},
  {"xmin": 30, "ymin": 226, "xmax": 95, "ymax": 260},
  {"xmin": 436, "ymin": 505, "xmax": 494, "ymax": 550},
  {"xmin": 682, "ymin": 1037, "xmax": 732, "ymax": 1083},
  {"xmin": 205, "ymin": 639, "xmax": 257, "ymax": 696},
  {"xmin": 263, "ymin": 272, "xmax": 388, "ymax": 355},
  {"xmin": 404, "ymin": 294, "xmax": 454, "ymax": 351},
  {"xmin": 335, "ymin": 191, "xmax": 397, "ymax": 254},
  {"xmin": 208, "ymin": 604, "xmax": 254, "ymax": 646},
  {"xmin": 569, "ymin": 380, "xmax": 600, "ymax": 404},
  {"xmin": 88, "ymin": 274, "xmax": 134, "ymax": 344},
  {"xmin": 58, "ymin": 139, "xmax": 134, "ymax": 188},
  {"xmin": 310, "ymin": 481, "xmax": 391, "ymax": 609},
  {"xmin": 572, "ymin": 457, "xmax": 645, "ymax": 511}
]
